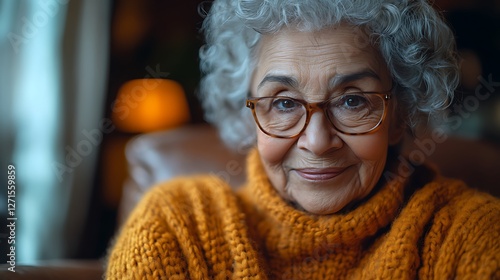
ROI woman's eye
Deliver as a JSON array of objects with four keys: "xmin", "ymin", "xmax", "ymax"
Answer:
[
  {"xmin": 273, "ymin": 98, "xmax": 297, "ymax": 110},
  {"xmin": 342, "ymin": 95, "xmax": 366, "ymax": 108}
]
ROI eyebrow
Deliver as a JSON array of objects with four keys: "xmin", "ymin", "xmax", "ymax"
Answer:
[
  {"xmin": 257, "ymin": 69, "xmax": 381, "ymax": 90},
  {"xmin": 328, "ymin": 69, "xmax": 381, "ymax": 89},
  {"xmin": 257, "ymin": 75, "xmax": 299, "ymax": 90}
]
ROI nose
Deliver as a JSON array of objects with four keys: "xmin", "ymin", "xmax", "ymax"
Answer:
[{"xmin": 296, "ymin": 111, "xmax": 343, "ymax": 155}]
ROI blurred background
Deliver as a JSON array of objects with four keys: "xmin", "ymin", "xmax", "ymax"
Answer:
[{"xmin": 0, "ymin": 0, "xmax": 499, "ymax": 264}]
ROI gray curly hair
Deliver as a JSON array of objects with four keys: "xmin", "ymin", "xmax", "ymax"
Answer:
[{"xmin": 198, "ymin": 0, "xmax": 460, "ymax": 150}]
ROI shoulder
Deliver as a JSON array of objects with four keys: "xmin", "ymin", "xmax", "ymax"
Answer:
[
  {"xmin": 446, "ymin": 181, "xmax": 499, "ymax": 277},
  {"xmin": 148, "ymin": 174, "xmax": 233, "ymax": 197},
  {"xmin": 422, "ymin": 177, "xmax": 500, "ymax": 277},
  {"xmin": 444, "ymin": 180, "xmax": 500, "ymax": 241},
  {"xmin": 418, "ymin": 175, "xmax": 500, "ymax": 229},
  {"xmin": 134, "ymin": 174, "xmax": 237, "ymax": 220},
  {"xmin": 106, "ymin": 175, "xmax": 241, "ymax": 279},
  {"xmin": 113, "ymin": 174, "xmax": 239, "ymax": 253},
  {"xmin": 433, "ymin": 176, "xmax": 500, "ymax": 222}
]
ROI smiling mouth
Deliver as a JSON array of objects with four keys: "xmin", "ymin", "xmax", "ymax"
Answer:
[{"xmin": 294, "ymin": 167, "xmax": 348, "ymax": 181}]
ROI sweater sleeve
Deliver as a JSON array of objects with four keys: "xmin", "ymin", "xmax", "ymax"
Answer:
[{"xmin": 105, "ymin": 183, "xmax": 191, "ymax": 280}]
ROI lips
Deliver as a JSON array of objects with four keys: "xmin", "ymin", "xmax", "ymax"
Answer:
[{"xmin": 294, "ymin": 167, "xmax": 348, "ymax": 181}]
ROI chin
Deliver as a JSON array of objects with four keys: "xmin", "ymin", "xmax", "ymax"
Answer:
[{"xmin": 294, "ymin": 195, "xmax": 351, "ymax": 215}]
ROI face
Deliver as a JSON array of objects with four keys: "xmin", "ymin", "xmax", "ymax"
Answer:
[{"xmin": 250, "ymin": 25, "xmax": 400, "ymax": 214}]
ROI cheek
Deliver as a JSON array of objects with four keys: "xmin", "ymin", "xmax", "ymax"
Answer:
[
  {"xmin": 256, "ymin": 131, "xmax": 295, "ymax": 165},
  {"xmin": 341, "ymin": 123, "xmax": 390, "ymax": 162},
  {"xmin": 348, "ymin": 134, "xmax": 388, "ymax": 160},
  {"xmin": 342, "ymin": 127, "xmax": 390, "ymax": 200}
]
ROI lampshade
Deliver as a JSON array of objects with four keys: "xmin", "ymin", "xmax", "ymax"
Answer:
[{"xmin": 112, "ymin": 79, "xmax": 190, "ymax": 133}]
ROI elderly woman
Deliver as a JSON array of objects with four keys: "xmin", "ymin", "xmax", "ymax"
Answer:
[{"xmin": 106, "ymin": 0, "xmax": 499, "ymax": 279}]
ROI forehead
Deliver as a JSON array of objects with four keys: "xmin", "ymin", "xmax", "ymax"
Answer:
[{"xmin": 252, "ymin": 25, "xmax": 389, "ymax": 87}]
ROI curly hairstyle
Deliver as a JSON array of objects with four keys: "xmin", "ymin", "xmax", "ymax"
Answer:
[{"xmin": 198, "ymin": 0, "xmax": 460, "ymax": 150}]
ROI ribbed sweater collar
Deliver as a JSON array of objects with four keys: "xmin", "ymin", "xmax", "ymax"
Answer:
[{"xmin": 242, "ymin": 148, "xmax": 409, "ymax": 253}]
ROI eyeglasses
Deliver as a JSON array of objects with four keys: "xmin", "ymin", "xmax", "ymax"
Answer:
[{"xmin": 246, "ymin": 92, "xmax": 391, "ymax": 138}]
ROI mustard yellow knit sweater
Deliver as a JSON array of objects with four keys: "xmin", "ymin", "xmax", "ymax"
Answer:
[{"xmin": 106, "ymin": 149, "xmax": 500, "ymax": 279}]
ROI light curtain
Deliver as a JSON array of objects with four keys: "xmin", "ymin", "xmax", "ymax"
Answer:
[{"xmin": 0, "ymin": 0, "xmax": 110, "ymax": 263}]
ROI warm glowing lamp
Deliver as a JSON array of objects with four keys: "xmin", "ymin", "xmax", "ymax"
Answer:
[
  {"xmin": 103, "ymin": 79, "xmax": 190, "ymax": 208},
  {"xmin": 112, "ymin": 79, "xmax": 190, "ymax": 133}
]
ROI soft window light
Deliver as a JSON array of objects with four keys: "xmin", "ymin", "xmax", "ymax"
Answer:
[{"xmin": 112, "ymin": 79, "xmax": 190, "ymax": 133}]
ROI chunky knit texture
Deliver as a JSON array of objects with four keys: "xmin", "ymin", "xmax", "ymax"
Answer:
[{"xmin": 106, "ymin": 149, "xmax": 500, "ymax": 279}]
